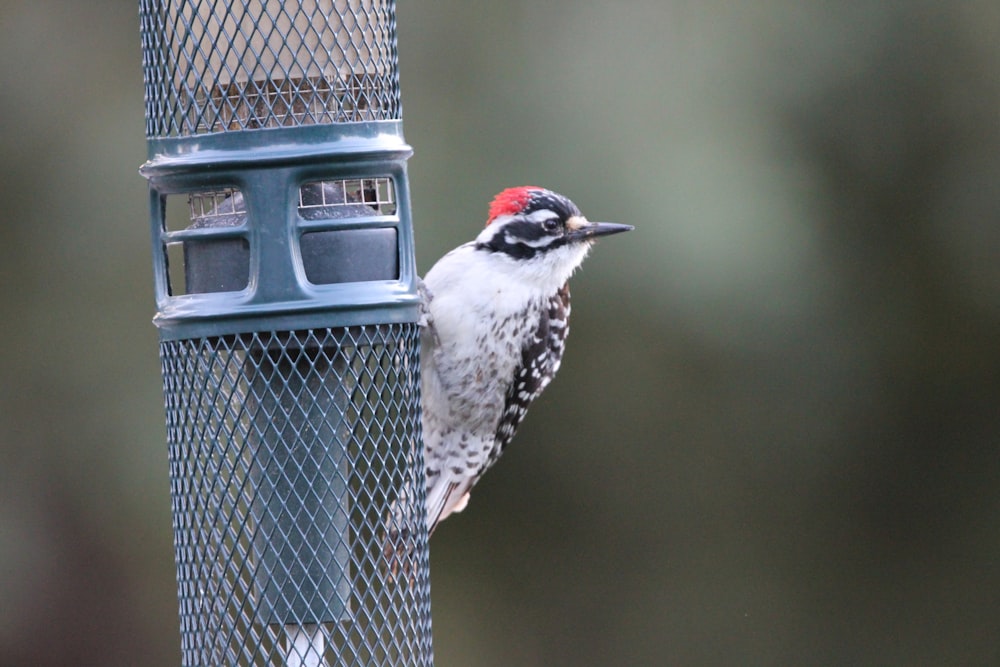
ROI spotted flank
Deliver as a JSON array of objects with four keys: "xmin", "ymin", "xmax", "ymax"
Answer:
[{"xmin": 488, "ymin": 284, "xmax": 570, "ymax": 469}]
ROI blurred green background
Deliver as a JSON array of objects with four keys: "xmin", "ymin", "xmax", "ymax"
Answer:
[{"xmin": 2, "ymin": 1, "xmax": 1000, "ymax": 664}]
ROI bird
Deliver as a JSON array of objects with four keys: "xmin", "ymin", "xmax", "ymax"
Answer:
[{"xmin": 415, "ymin": 186, "xmax": 633, "ymax": 535}]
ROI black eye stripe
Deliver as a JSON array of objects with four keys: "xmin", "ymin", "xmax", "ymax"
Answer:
[
  {"xmin": 506, "ymin": 220, "xmax": 546, "ymax": 242},
  {"xmin": 476, "ymin": 220, "xmax": 570, "ymax": 259}
]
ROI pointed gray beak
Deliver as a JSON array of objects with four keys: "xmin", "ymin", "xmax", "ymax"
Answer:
[{"xmin": 568, "ymin": 221, "xmax": 635, "ymax": 242}]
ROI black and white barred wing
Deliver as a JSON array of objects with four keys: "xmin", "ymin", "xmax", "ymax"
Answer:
[{"xmin": 486, "ymin": 282, "xmax": 571, "ymax": 471}]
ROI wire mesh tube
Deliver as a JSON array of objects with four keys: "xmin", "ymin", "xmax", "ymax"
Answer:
[
  {"xmin": 141, "ymin": 1, "xmax": 430, "ymax": 663},
  {"xmin": 161, "ymin": 326, "xmax": 431, "ymax": 665},
  {"xmin": 141, "ymin": 0, "xmax": 399, "ymax": 136}
]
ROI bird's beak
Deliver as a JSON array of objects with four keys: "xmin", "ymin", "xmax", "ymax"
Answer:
[{"xmin": 566, "ymin": 217, "xmax": 635, "ymax": 241}]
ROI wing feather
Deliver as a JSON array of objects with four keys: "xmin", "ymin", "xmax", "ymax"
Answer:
[{"xmin": 485, "ymin": 283, "xmax": 571, "ymax": 472}]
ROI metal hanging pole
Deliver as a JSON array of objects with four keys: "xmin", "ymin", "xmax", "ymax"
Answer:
[{"xmin": 284, "ymin": 623, "xmax": 325, "ymax": 667}]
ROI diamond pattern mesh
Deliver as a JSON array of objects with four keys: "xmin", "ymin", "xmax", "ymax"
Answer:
[
  {"xmin": 160, "ymin": 324, "xmax": 432, "ymax": 666},
  {"xmin": 140, "ymin": 0, "xmax": 401, "ymax": 137}
]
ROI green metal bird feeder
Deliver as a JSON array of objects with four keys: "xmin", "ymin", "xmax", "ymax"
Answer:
[{"xmin": 138, "ymin": 1, "xmax": 432, "ymax": 664}]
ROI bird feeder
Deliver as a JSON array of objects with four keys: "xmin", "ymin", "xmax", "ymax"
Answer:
[{"xmin": 138, "ymin": 1, "xmax": 432, "ymax": 664}]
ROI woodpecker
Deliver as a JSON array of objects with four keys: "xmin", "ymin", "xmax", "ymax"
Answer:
[{"xmin": 417, "ymin": 186, "xmax": 633, "ymax": 535}]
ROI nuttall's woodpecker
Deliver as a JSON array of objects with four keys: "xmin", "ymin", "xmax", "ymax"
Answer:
[{"xmin": 416, "ymin": 186, "xmax": 633, "ymax": 534}]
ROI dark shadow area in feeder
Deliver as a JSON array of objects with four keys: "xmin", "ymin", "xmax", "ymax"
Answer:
[{"xmin": 301, "ymin": 228, "xmax": 399, "ymax": 284}]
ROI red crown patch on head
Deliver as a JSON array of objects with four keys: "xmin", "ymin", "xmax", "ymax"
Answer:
[{"xmin": 486, "ymin": 186, "xmax": 541, "ymax": 226}]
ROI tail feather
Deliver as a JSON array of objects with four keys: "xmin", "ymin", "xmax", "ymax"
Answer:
[
  {"xmin": 382, "ymin": 475, "xmax": 474, "ymax": 581},
  {"xmin": 425, "ymin": 478, "xmax": 473, "ymax": 535}
]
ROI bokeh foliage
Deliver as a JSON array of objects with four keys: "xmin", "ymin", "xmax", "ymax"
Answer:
[{"xmin": 1, "ymin": 1, "xmax": 998, "ymax": 664}]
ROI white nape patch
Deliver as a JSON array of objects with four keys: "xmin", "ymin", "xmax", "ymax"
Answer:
[{"xmin": 475, "ymin": 216, "xmax": 512, "ymax": 244}]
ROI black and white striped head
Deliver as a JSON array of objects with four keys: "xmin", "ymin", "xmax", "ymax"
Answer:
[{"xmin": 474, "ymin": 187, "xmax": 633, "ymax": 266}]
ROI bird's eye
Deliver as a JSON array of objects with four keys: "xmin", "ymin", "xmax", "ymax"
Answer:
[{"xmin": 542, "ymin": 218, "xmax": 561, "ymax": 232}]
